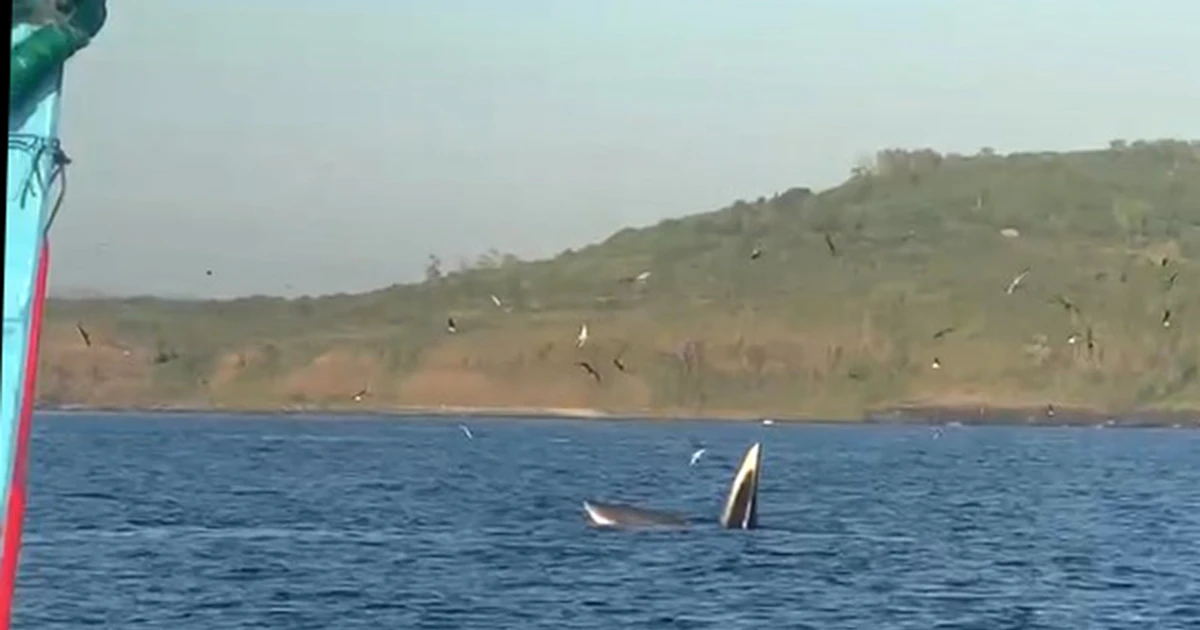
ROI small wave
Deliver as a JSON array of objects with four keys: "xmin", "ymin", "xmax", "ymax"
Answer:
[
  {"xmin": 57, "ymin": 491, "xmax": 121, "ymax": 502},
  {"xmin": 23, "ymin": 525, "xmax": 412, "ymax": 545}
]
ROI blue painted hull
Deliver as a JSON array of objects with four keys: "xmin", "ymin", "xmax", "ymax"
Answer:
[
  {"xmin": 3, "ymin": 23, "xmax": 63, "ymax": 514},
  {"xmin": 1, "ymin": 22, "xmax": 66, "ymax": 616}
]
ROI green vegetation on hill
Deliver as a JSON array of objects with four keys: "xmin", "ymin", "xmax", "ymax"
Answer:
[{"xmin": 39, "ymin": 139, "xmax": 1200, "ymax": 419}]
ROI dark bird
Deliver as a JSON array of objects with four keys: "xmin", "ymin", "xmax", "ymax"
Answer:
[
  {"xmin": 353, "ymin": 387, "xmax": 368, "ymax": 402},
  {"xmin": 749, "ymin": 248, "xmax": 763, "ymax": 260},
  {"xmin": 612, "ymin": 342, "xmax": 630, "ymax": 372},
  {"xmin": 1161, "ymin": 257, "xmax": 1170, "ymax": 267},
  {"xmin": 576, "ymin": 361, "xmax": 602, "ymax": 383},
  {"xmin": 932, "ymin": 326, "xmax": 956, "ymax": 340},
  {"xmin": 823, "ymin": 233, "xmax": 838, "ymax": 257},
  {"xmin": 1162, "ymin": 309, "xmax": 1172, "ymax": 328},
  {"xmin": 447, "ymin": 316, "xmax": 458, "ymax": 333},
  {"xmin": 1166, "ymin": 272, "xmax": 1178, "ymax": 290},
  {"xmin": 1086, "ymin": 326, "xmax": 1096, "ymax": 356},
  {"xmin": 1051, "ymin": 294, "xmax": 1081, "ymax": 316},
  {"xmin": 75, "ymin": 322, "xmax": 91, "ymax": 347}
]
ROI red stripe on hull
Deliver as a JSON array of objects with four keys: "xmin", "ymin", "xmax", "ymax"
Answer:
[{"xmin": 0, "ymin": 241, "xmax": 50, "ymax": 627}]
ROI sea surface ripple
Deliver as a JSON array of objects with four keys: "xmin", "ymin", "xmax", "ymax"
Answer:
[{"xmin": 14, "ymin": 412, "xmax": 1200, "ymax": 629}]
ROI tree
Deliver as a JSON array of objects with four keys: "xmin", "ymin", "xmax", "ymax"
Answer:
[
  {"xmin": 873, "ymin": 148, "xmax": 943, "ymax": 179},
  {"xmin": 424, "ymin": 254, "xmax": 443, "ymax": 283},
  {"xmin": 850, "ymin": 153, "xmax": 875, "ymax": 179},
  {"xmin": 474, "ymin": 248, "xmax": 504, "ymax": 269}
]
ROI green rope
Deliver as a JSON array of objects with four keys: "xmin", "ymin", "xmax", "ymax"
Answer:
[{"xmin": 8, "ymin": 133, "xmax": 72, "ymax": 237}]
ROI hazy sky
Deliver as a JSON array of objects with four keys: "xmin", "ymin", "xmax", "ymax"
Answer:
[{"xmin": 50, "ymin": 0, "xmax": 1200, "ymax": 298}]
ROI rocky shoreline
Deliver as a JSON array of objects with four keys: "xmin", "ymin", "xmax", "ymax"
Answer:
[
  {"xmin": 35, "ymin": 402, "xmax": 1199, "ymax": 428},
  {"xmin": 862, "ymin": 405, "xmax": 1198, "ymax": 428}
]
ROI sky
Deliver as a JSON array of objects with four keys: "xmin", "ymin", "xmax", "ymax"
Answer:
[{"xmin": 47, "ymin": 0, "xmax": 1200, "ymax": 299}]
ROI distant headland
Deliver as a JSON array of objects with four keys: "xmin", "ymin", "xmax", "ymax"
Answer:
[{"xmin": 39, "ymin": 140, "xmax": 1200, "ymax": 426}]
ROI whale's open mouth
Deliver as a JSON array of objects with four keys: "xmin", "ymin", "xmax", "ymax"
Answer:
[
  {"xmin": 581, "ymin": 442, "xmax": 762, "ymax": 530},
  {"xmin": 719, "ymin": 442, "xmax": 761, "ymax": 529}
]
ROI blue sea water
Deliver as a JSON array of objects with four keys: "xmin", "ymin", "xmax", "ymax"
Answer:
[{"xmin": 12, "ymin": 412, "xmax": 1200, "ymax": 629}]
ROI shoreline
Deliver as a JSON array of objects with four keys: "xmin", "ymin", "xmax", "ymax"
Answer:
[{"xmin": 34, "ymin": 402, "xmax": 1200, "ymax": 428}]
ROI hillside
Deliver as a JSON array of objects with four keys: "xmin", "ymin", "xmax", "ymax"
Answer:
[{"xmin": 38, "ymin": 139, "xmax": 1200, "ymax": 420}]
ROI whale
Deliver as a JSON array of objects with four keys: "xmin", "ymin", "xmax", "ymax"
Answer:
[{"xmin": 582, "ymin": 442, "xmax": 762, "ymax": 529}]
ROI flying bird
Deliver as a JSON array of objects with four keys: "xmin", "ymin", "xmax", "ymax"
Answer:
[
  {"xmin": 824, "ymin": 233, "xmax": 838, "ymax": 257},
  {"xmin": 932, "ymin": 326, "xmax": 956, "ymax": 340},
  {"xmin": 1051, "ymin": 294, "xmax": 1081, "ymax": 316},
  {"xmin": 459, "ymin": 424, "xmax": 474, "ymax": 440},
  {"xmin": 576, "ymin": 361, "xmax": 602, "ymax": 383},
  {"xmin": 577, "ymin": 323, "xmax": 589, "ymax": 348},
  {"xmin": 1166, "ymin": 272, "xmax": 1179, "ymax": 291},
  {"xmin": 618, "ymin": 270, "xmax": 652, "ymax": 284},
  {"xmin": 689, "ymin": 448, "xmax": 707, "ymax": 467},
  {"xmin": 1006, "ymin": 268, "xmax": 1030, "ymax": 295},
  {"xmin": 612, "ymin": 343, "xmax": 629, "ymax": 372},
  {"xmin": 75, "ymin": 322, "xmax": 91, "ymax": 347},
  {"xmin": 353, "ymin": 387, "xmax": 368, "ymax": 402},
  {"xmin": 489, "ymin": 294, "xmax": 504, "ymax": 309}
]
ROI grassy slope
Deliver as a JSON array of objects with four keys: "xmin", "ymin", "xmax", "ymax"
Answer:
[{"xmin": 39, "ymin": 140, "xmax": 1200, "ymax": 418}]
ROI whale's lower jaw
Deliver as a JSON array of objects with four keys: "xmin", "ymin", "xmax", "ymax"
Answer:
[
  {"xmin": 719, "ymin": 442, "xmax": 761, "ymax": 530},
  {"xmin": 582, "ymin": 500, "xmax": 689, "ymax": 529},
  {"xmin": 582, "ymin": 442, "xmax": 763, "ymax": 531}
]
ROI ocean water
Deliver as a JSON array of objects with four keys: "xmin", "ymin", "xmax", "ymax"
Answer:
[{"xmin": 12, "ymin": 412, "xmax": 1200, "ymax": 629}]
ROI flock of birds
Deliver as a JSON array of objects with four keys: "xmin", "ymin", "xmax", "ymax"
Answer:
[
  {"xmin": 425, "ymin": 224, "xmax": 1184, "ymax": 417},
  {"xmin": 921, "ymin": 253, "xmax": 1179, "ymax": 388},
  {"xmin": 68, "ymin": 219, "xmax": 1184, "ymax": 419},
  {"xmin": 427, "ymin": 236, "xmax": 844, "ymax": 396},
  {"xmin": 443, "ymin": 293, "xmax": 627, "ymax": 389}
]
